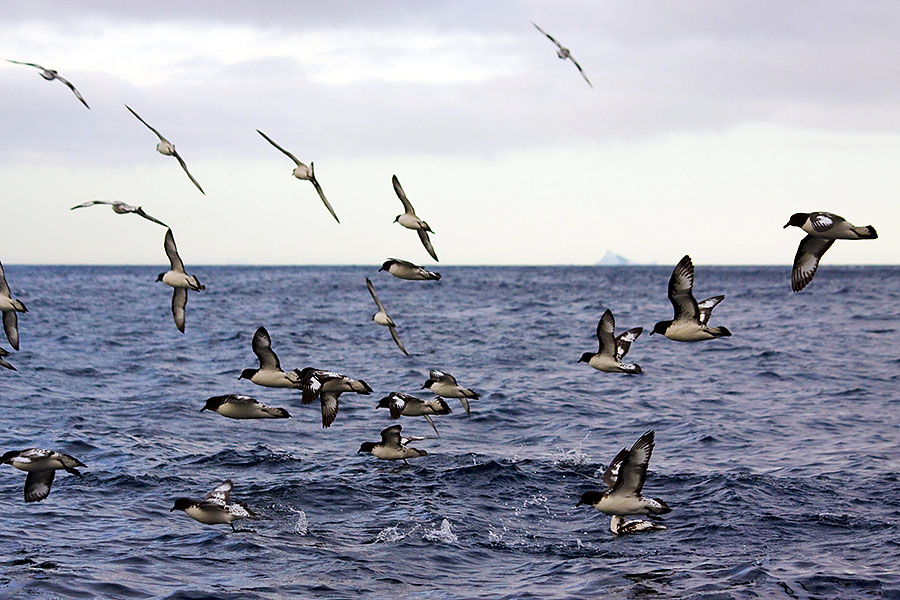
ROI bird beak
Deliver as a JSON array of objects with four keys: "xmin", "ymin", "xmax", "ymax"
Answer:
[
  {"xmin": 200, "ymin": 407, "xmax": 206, "ymax": 412},
  {"xmin": 649, "ymin": 331, "xmax": 655, "ymax": 336},
  {"xmin": 169, "ymin": 507, "xmax": 177, "ymax": 512},
  {"xmin": 783, "ymin": 222, "xmax": 790, "ymax": 228},
  {"xmin": 575, "ymin": 501, "xmax": 584, "ymax": 507}
]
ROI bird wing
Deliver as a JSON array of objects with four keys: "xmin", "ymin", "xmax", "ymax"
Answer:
[
  {"xmin": 696, "ymin": 296, "xmax": 725, "ymax": 326},
  {"xmin": 601, "ymin": 447, "xmax": 629, "ymax": 489},
  {"xmin": 0, "ymin": 355, "xmax": 15, "ymax": 371},
  {"xmin": 568, "ymin": 57, "xmax": 592, "ymax": 87},
  {"xmin": 387, "ymin": 393, "xmax": 406, "ymax": 419},
  {"xmin": 24, "ymin": 470, "xmax": 55, "ymax": 503},
  {"xmin": 392, "ymin": 175, "xmax": 416, "ymax": 215},
  {"xmin": 310, "ymin": 174, "xmax": 340, "ymax": 223},
  {"xmin": 256, "ymin": 129, "xmax": 302, "ymax": 166},
  {"xmin": 423, "ymin": 414, "xmax": 440, "ymax": 437},
  {"xmin": 252, "ymin": 327, "xmax": 281, "ymax": 371},
  {"xmin": 417, "ymin": 228, "xmax": 439, "ymax": 262},
  {"xmin": 792, "ymin": 235, "xmax": 835, "ymax": 292},
  {"xmin": 205, "ymin": 479, "xmax": 233, "ymax": 505},
  {"xmin": 320, "ymin": 392, "xmax": 341, "ymax": 428},
  {"xmin": 458, "ymin": 397, "xmax": 471, "ymax": 418},
  {"xmin": 163, "ymin": 229, "xmax": 185, "ymax": 273},
  {"xmin": 810, "ymin": 212, "xmax": 840, "ymax": 233},
  {"xmin": 171, "ymin": 149, "xmax": 205, "ymax": 195},
  {"xmin": 0, "ymin": 260, "xmax": 10, "ymax": 296},
  {"xmin": 135, "ymin": 207, "xmax": 169, "ymax": 227},
  {"xmin": 595, "ymin": 309, "xmax": 617, "ymax": 357},
  {"xmin": 54, "ymin": 73, "xmax": 90, "ymax": 109},
  {"xmin": 612, "ymin": 431, "xmax": 655, "ymax": 496},
  {"xmin": 389, "ymin": 325, "xmax": 409, "ymax": 356},
  {"xmin": 70, "ymin": 200, "xmax": 110, "ymax": 209},
  {"xmin": 3, "ymin": 311, "xmax": 19, "ymax": 351},
  {"xmin": 615, "ymin": 328, "xmax": 643, "ymax": 361},
  {"xmin": 6, "ymin": 59, "xmax": 45, "ymax": 69},
  {"xmin": 429, "ymin": 369, "xmax": 456, "ymax": 384},
  {"xmin": 531, "ymin": 22, "xmax": 562, "ymax": 49},
  {"xmin": 171, "ymin": 288, "xmax": 187, "ymax": 333},
  {"xmin": 366, "ymin": 277, "xmax": 386, "ymax": 312},
  {"xmin": 125, "ymin": 104, "xmax": 167, "ymax": 142},
  {"xmin": 380, "ymin": 424, "xmax": 403, "ymax": 447},
  {"xmin": 667, "ymin": 255, "xmax": 699, "ymax": 322}
]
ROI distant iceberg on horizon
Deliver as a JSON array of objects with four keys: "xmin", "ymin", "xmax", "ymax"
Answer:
[{"xmin": 595, "ymin": 251, "xmax": 634, "ymax": 265}]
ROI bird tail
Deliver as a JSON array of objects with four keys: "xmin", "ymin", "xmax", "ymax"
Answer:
[
  {"xmin": 351, "ymin": 379, "xmax": 373, "ymax": 394},
  {"xmin": 11, "ymin": 299, "xmax": 27, "ymax": 313},
  {"xmin": 267, "ymin": 407, "xmax": 291, "ymax": 418},
  {"xmin": 852, "ymin": 225, "xmax": 878, "ymax": 239},
  {"xmin": 462, "ymin": 388, "xmax": 480, "ymax": 399},
  {"xmin": 709, "ymin": 326, "xmax": 732, "ymax": 338},
  {"xmin": 647, "ymin": 498, "xmax": 671, "ymax": 515},
  {"xmin": 620, "ymin": 363, "xmax": 642, "ymax": 374}
]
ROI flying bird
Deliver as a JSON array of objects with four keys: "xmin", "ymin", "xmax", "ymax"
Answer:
[
  {"xmin": 377, "ymin": 392, "xmax": 451, "ymax": 436},
  {"xmin": 256, "ymin": 129, "xmax": 340, "ymax": 223},
  {"xmin": 125, "ymin": 104, "xmax": 205, "ymax": 195},
  {"xmin": 296, "ymin": 367, "xmax": 374, "ymax": 428},
  {"xmin": 201, "ymin": 395, "xmax": 290, "ymax": 419},
  {"xmin": 1, "ymin": 448, "xmax": 85, "ymax": 503},
  {"xmin": 238, "ymin": 327, "xmax": 303, "ymax": 389},
  {"xmin": 530, "ymin": 23, "xmax": 592, "ymax": 87},
  {"xmin": 365, "ymin": 277, "xmax": 408, "ymax": 355},
  {"xmin": 578, "ymin": 310, "xmax": 643, "ymax": 374},
  {"xmin": 597, "ymin": 446, "xmax": 667, "ymax": 535},
  {"xmin": 0, "ymin": 347, "xmax": 14, "ymax": 371},
  {"xmin": 358, "ymin": 424, "xmax": 428, "ymax": 464},
  {"xmin": 379, "ymin": 259, "xmax": 440, "ymax": 281},
  {"xmin": 156, "ymin": 229, "xmax": 205, "ymax": 333},
  {"xmin": 651, "ymin": 255, "xmax": 731, "ymax": 342},
  {"xmin": 6, "ymin": 59, "xmax": 90, "ymax": 108},
  {"xmin": 70, "ymin": 200, "xmax": 168, "ymax": 227},
  {"xmin": 421, "ymin": 370, "xmax": 479, "ymax": 417},
  {"xmin": 0, "ymin": 260, "xmax": 27, "ymax": 350},
  {"xmin": 392, "ymin": 175, "xmax": 438, "ymax": 262},
  {"xmin": 576, "ymin": 430, "xmax": 671, "ymax": 522},
  {"xmin": 170, "ymin": 480, "xmax": 258, "ymax": 532},
  {"xmin": 784, "ymin": 212, "xmax": 878, "ymax": 292}
]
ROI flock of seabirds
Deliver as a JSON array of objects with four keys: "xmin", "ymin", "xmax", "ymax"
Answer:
[{"xmin": 0, "ymin": 25, "xmax": 881, "ymax": 537}]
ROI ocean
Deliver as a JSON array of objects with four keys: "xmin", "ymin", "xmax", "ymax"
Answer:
[{"xmin": 0, "ymin": 265, "xmax": 898, "ymax": 599}]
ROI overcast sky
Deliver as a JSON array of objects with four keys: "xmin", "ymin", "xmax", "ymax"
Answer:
[{"xmin": 2, "ymin": 1, "xmax": 898, "ymax": 265}]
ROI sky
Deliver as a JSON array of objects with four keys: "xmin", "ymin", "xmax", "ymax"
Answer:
[{"xmin": 1, "ymin": 0, "xmax": 898, "ymax": 265}]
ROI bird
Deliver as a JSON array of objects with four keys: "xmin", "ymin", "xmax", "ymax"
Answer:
[
  {"xmin": 1, "ymin": 448, "xmax": 85, "ymax": 503},
  {"xmin": 784, "ymin": 212, "xmax": 879, "ymax": 292},
  {"xmin": 597, "ymin": 447, "xmax": 667, "ymax": 535},
  {"xmin": 70, "ymin": 200, "xmax": 168, "ymax": 227},
  {"xmin": 576, "ymin": 430, "xmax": 671, "ymax": 520},
  {"xmin": 379, "ymin": 259, "xmax": 440, "ymax": 281},
  {"xmin": 125, "ymin": 104, "xmax": 205, "ymax": 195},
  {"xmin": 0, "ymin": 260, "xmax": 27, "ymax": 350},
  {"xmin": 365, "ymin": 277, "xmax": 408, "ymax": 355},
  {"xmin": 421, "ymin": 370, "xmax": 479, "ymax": 417},
  {"xmin": 578, "ymin": 310, "xmax": 643, "ymax": 374},
  {"xmin": 358, "ymin": 425, "xmax": 428, "ymax": 464},
  {"xmin": 238, "ymin": 327, "xmax": 303, "ymax": 389},
  {"xmin": 0, "ymin": 347, "xmax": 14, "ymax": 371},
  {"xmin": 530, "ymin": 23, "xmax": 592, "ymax": 87},
  {"xmin": 6, "ymin": 60, "xmax": 90, "ymax": 108},
  {"xmin": 296, "ymin": 367, "xmax": 374, "ymax": 428},
  {"xmin": 256, "ymin": 129, "xmax": 339, "ymax": 223},
  {"xmin": 392, "ymin": 175, "xmax": 438, "ymax": 262},
  {"xmin": 170, "ymin": 480, "xmax": 258, "ymax": 532},
  {"xmin": 201, "ymin": 395, "xmax": 290, "ymax": 419},
  {"xmin": 651, "ymin": 255, "xmax": 731, "ymax": 342},
  {"xmin": 377, "ymin": 392, "xmax": 451, "ymax": 436},
  {"xmin": 156, "ymin": 229, "xmax": 205, "ymax": 333}
]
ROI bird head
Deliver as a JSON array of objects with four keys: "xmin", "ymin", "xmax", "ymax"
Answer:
[
  {"xmin": 650, "ymin": 321, "xmax": 671, "ymax": 336},
  {"xmin": 357, "ymin": 442, "xmax": 376, "ymax": 454},
  {"xmin": 577, "ymin": 352, "xmax": 593, "ymax": 363},
  {"xmin": 576, "ymin": 491, "xmax": 605, "ymax": 507},
  {"xmin": 784, "ymin": 213, "xmax": 809, "ymax": 229},
  {"xmin": 170, "ymin": 498, "xmax": 193, "ymax": 512},
  {"xmin": 238, "ymin": 368, "xmax": 256, "ymax": 381}
]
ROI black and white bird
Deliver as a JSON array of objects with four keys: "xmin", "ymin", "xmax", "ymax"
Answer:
[
  {"xmin": 784, "ymin": 212, "xmax": 879, "ymax": 292},
  {"xmin": 379, "ymin": 259, "xmax": 440, "ymax": 281},
  {"xmin": 576, "ymin": 430, "xmax": 671, "ymax": 522},
  {"xmin": 578, "ymin": 310, "xmax": 643, "ymax": 374},
  {"xmin": 156, "ymin": 229, "xmax": 205, "ymax": 333},
  {"xmin": 170, "ymin": 480, "xmax": 258, "ymax": 532},
  {"xmin": 0, "ymin": 260, "xmax": 27, "ymax": 350},
  {"xmin": 6, "ymin": 60, "xmax": 90, "ymax": 108},
  {"xmin": 377, "ymin": 392, "xmax": 451, "ymax": 436},
  {"xmin": 531, "ymin": 23, "xmax": 592, "ymax": 87},
  {"xmin": 70, "ymin": 200, "xmax": 168, "ymax": 227},
  {"xmin": 421, "ymin": 370, "xmax": 479, "ymax": 417},
  {"xmin": 201, "ymin": 395, "xmax": 290, "ymax": 419},
  {"xmin": 238, "ymin": 327, "xmax": 303, "ymax": 389},
  {"xmin": 366, "ymin": 277, "xmax": 408, "ymax": 355},
  {"xmin": 125, "ymin": 104, "xmax": 205, "ymax": 195},
  {"xmin": 1, "ymin": 448, "xmax": 85, "ymax": 503},
  {"xmin": 596, "ymin": 447, "xmax": 667, "ymax": 535},
  {"xmin": 297, "ymin": 367, "xmax": 373, "ymax": 428},
  {"xmin": 256, "ymin": 129, "xmax": 340, "ymax": 223},
  {"xmin": 392, "ymin": 175, "xmax": 438, "ymax": 262},
  {"xmin": 0, "ymin": 347, "xmax": 14, "ymax": 371},
  {"xmin": 358, "ymin": 424, "xmax": 428, "ymax": 464},
  {"xmin": 651, "ymin": 255, "xmax": 731, "ymax": 342}
]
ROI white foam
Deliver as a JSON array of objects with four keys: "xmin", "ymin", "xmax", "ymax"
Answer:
[{"xmin": 423, "ymin": 518, "xmax": 458, "ymax": 544}]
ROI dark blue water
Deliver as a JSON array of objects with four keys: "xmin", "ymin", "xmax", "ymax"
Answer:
[{"xmin": 1, "ymin": 265, "xmax": 898, "ymax": 599}]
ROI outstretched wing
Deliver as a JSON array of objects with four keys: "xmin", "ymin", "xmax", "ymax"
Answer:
[
  {"xmin": 380, "ymin": 424, "xmax": 403, "ymax": 448},
  {"xmin": 310, "ymin": 174, "xmax": 340, "ymax": 223},
  {"xmin": 125, "ymin": 104, "xmax": 166, "ymax": 142},
  {"xmin": 615, "ymin": 327, "xmax": 643, "ymax": 361},
  {"xmin": 595, "ymin": 310, "xmax": 616, "ymax": 357},
  {"xmin": 612, "ymin": 431, "xmax": 655, "ymax": 496},
  {"xmin": 417, "ymin": 228, "xmax": 439, "ymax": 262},
  {"xmin": 171, "ymin": 288, "xmax": 187, "ymax": 333},
  {"xmin": 251, "ymin": 327, "xmax": 281, "ymax": 371},
  {"xmin": 172, "ymin": 149, "xmax": 205, "ymax": 195},
  {"xmin": 135, "ymin": 207, "xmax": 169, "ymax": 227},
  {"xmin": 392, "ymin": 175, "xmax": 416, "ymax": 215},
  {"xmin": 810, "ymin": 212, "xmax": 840, "ymax": 233},
  {"xmin": 668, "ymin": 255, "xmax": 699, "ymax": 322},
  {"xmin": 70, "ymin": 200, "xmax": 111, "ymax": 210},
  {"xmin": 568, "ymin": 57, "xmax": 592, "ymax": 87},
  {"xmin": 6, "ymin": 59, "xmax": 45, "ymax": 70},
  {"xmin": 366, "ymin": 278, "xmax": 386, "ymax": 312},
  {"xmin": 696, "ymin": 296, "xmax": 724, "ymax": 326},
  {"xmin": 24, "ymin": 470, "xmax": 55, "ymax": 503},
  {"xmin": 205, "ymin": 479, "xmax": 233, "ymax": 505},
  {"xmin": 429, "ymin": 369, "xmax": 456, "ymax": 384},
  {"xmin": 601, "ymin": 447, "xmax": 629, "ymax": 489},
  {"xmin": 0, "ymin": 260, "xmax": 10, "ymax": 296},
  {"xmin": 54, "ymin": 73, "xmax": 90, "ymax": 109},
  {"xmin": 531, "ymin": 22, "xmax": 562, "ymax": 49},
  {"xmin": 163, "ymin": 229, "xmax": 185, "ymax": 272},
  {"xmin": 792, "ymin": 235, "xmax": 834, "ymax": 292},
  {"xmin": 389, "ymin": 325, "xmax": 409, "ymax": 356},
  {"xmin": 320, "ymin": 392, "xmax": 341, "ymax": 428},
  {"xmin": 256, "ymin": 129, "xmax": 302, "ymax": 166}
]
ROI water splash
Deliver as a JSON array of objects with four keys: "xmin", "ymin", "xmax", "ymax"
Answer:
[
  {"xmin": 293, "ymin": 510, "xmax": 309, "ymax": 536},
  {"xmin": 423, "ymin": 519, "xmax": 458, "ymax": 544},
  {"xmin": 375, "ymin": 525, "xmax": 407, "ymax": 544}
]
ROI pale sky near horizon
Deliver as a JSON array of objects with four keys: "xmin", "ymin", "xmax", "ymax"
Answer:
[{"xmin": 1, "ymin": 1, "xmax": 898, "ymax": 265}]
